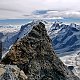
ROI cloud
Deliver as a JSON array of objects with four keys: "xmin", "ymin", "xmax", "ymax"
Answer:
[
  {"xmin": 33, "ymin": 10, "xmax": 48, "ymax": 15},
  {"xmin": 0, "ymin": 0, "xmax": 80, "ymax": 19},
  {"xmin": 23, "ymin": 10, "xmax": 80, "ymax": 19},
  {"xmin": 0, "ymin": 8, "xmax": 22, "ymax": 12}
]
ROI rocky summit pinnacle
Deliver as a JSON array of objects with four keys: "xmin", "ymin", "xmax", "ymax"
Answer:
[{"xmin": 1, "ymin": 21, "xmax": 80, "ymax": 80}]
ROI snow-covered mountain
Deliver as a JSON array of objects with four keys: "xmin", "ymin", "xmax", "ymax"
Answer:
[
  {"xmin": 1, "ymin": 20, "xmax": 49, "ymax": 58},
  {"xmin": 1, "ymin": 21, "xmax": 80, "ymax": 78},
  {"xmin": 1, "ymin": 21, "xmax": 80, "ymax": 56},
  {"xmin": 0, "ymin": 26, "xmax": 20, "ymax": 57},
  {"xmin": 48, "ymin": 21, "xmax": 80, "ymax": 78},
  {"xmin": 49, "ymin": 22, "xmax": 80, "ymax": 54},
  {"xmin": 2, "ymin": 21, "xmax": 80, "ymax": 80}
]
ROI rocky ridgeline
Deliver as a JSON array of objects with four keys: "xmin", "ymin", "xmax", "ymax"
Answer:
[{"xmin": 0, "ymin": 22, "xmax": 80, "ymax": 80}]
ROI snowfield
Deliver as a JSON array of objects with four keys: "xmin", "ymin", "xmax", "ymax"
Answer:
[{"xmin": 60, "ymin": 50, "xmax": 80, "ymax": 78}]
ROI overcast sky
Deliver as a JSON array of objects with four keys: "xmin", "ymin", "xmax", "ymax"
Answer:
[{"xmin": 0, "ymin": 0, "xmax": 80, "ymax": 19}]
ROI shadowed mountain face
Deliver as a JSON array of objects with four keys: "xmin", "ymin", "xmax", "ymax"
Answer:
[{"xmin": 1, "ymin": 22, "xmax": 80, "ymax": 80}]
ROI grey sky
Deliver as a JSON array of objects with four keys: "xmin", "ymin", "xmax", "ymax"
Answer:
[{"xmin": 0, "ymin": 0, "xmax": 80, "ymax": 19}]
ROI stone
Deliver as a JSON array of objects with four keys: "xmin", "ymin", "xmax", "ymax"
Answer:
[{"xmin": 0, "ymin": 64, "xmax": 28, "ymax": 80}]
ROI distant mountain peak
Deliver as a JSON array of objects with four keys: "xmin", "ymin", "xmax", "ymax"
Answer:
[{"xmin": 49, "ymin": 22, "xmax": 80, "ymax": 53}]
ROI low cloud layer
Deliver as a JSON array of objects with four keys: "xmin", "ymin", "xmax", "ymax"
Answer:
[{"xmin": 23, "ymin": 10, "xmax": 80, "ymax": 19}]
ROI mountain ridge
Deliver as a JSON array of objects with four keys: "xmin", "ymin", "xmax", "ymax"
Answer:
[{"xmin": 49, "ymin": 22, "xmax": 80, "ymax": 54}]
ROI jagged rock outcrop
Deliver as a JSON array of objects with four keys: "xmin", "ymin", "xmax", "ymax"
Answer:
[
  {"xmin": 1, "ymin": 22, "xmax": 80, "ymax": 80},
  {"xmin": 0, "ymin": 64, "xmax": 28, "ymax": 80}
]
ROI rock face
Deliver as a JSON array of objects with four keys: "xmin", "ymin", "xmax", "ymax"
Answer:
[
  {"xmin": 1, "ymin": 22, "xmax": 80, "ymax": 80},
  {"xmin": 0, "ymin": 64, "xmax": 28, "ymax": 80}
]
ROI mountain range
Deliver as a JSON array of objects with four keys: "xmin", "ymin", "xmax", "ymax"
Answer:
[
  {"xmin": 49, "ymin": 22, "xmax": 80, "ymax": 54},
  {"xmin": 0, "ymin": 21, "xmax": 79, "ymax": 80}
]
